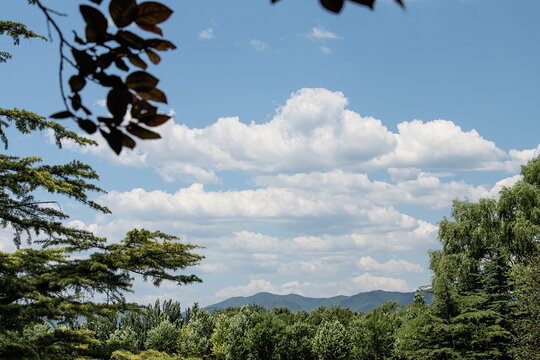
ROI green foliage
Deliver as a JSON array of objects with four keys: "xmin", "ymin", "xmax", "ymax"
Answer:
[
  {"xmin": 180, "ymin": 308, "xmax": 216, "ymax": 359},
  {"xmin": 0, "ymin": 20, "xmax": 46, "ymax": 63},
  {"xmin": 108, "ymin": 328, "xmax": 139, "ymax": 354},
  {"xmin": 350, "ymin": 301, "xmax": 401, "ymax": 360},
  {"xmin": 210, "ymin": 314, "xmax": 229, "ymax": 360},
  {"xmin": 312, "ymin": 320, "xmax": 352, "ymax": 360},
  {"xmin": 112, "ymin": 349, "xmax": 184, "ymax": 360},
  {"xmin": 281, "ymin": 321, "xmax": 316, "ymax": 360},
  {"xmin": 245, "ymin": 313, "xmax": 285, "ymax": 360},
  {"xmin": 145, "ymin": 320, "xmax": 179, "ymax": 354}
]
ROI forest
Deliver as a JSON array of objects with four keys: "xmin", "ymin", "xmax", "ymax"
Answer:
[{"xmin": 1, "ymin": 0, "xmax": 539, "ymax": 359}]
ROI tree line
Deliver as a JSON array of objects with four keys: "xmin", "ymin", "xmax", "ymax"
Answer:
[{"xmin": 1, "ymin": 156, "xmax": 538, "ymax": 359}]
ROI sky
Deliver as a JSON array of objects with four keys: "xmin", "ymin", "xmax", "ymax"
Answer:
[{"xmin": 2, "ymin": 0, "xmax": 540, "ymax": 307}]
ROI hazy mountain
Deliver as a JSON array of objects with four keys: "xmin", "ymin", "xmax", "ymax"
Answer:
[{"xmin": 205, "ymin": 290, "xmax": 429, "ymax": 313}]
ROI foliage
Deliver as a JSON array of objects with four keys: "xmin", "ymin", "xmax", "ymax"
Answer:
[
  {"xmin": 312, "ymin": 320, "xmax": 352, "ymax": 360},
  {"xmin": 145, "ymin": 320, "xmax": 179, "ymax": 354},
  {"xmin": 25, "ymin": 0, "xmax": 177, "ymax": 154},
  {"xmin": 271, "ymin": 0, "xmax": 404, "ymax": 14},
  {"xmin": 0, "ymin": 20, "xmax": 46, "ymax": 63},
  {"xmin": 112, "ymin": 349, "xmax": 184, "ymax": 360}
]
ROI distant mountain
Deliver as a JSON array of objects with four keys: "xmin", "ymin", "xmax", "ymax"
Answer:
[{"xmin": 205, "ymin": 290, "xmax": 429, "ymax": 313}]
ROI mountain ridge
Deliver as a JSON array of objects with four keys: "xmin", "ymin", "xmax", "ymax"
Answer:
[{"xmin": 205, "ymin": 290, "xmax": 427, "ymax": 313}]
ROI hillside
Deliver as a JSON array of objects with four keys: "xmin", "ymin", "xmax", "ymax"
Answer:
[{"xmin": 205, "ymin": 290, "xmax": 428, "ymax": 313}]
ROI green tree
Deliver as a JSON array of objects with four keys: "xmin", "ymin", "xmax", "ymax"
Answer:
[
  {"xmin": 312, "ymin": 320, "xmax": 353, "ymax": 360},
  {"xmin": 211, "ymin": 314, "xmax": 230, "ymax": 360},
  {"xmin": 145, "ymin": 320, "xmax": 179, "ymax": 354},
  {"xmin": 281, "ymin": 321, "xmax": 317, "ymax": 360},
  {"xmin": 0, "ymin": 23, "xmax": 204, "ymax": 357},
  {"xmin": 245, "ymin": 312, "xmax": 285, "ymax": 360}
]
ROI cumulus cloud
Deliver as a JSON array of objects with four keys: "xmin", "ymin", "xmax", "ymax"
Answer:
[
  {"xmin": 356, "ymin": 256, "xmax": 423, "ymax": 274},
  {"xmin": 198, "ymin": 28, "xmax": 214, "ymax": 40}
]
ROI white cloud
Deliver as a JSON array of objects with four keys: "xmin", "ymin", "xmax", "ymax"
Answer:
[
  {"xmin": 198, "ymin": 28, "xmax": 214, "ymax": 40},
  {"xmin": 250, "ymin": 39, "xmax": 267, "ymax": 52},
  {"xmin": 307, "ymin": 27, "xmax": 343, "ymax": 40},
  {"xmin": 368, "ymin": 119, "xmax": 506, "ymax": 170},
  {"xmin": 320, "ymin": 46, "xmax": 331, "ymax": 54},
  {"xmin": 213, "ymin": 274, "xmax": 409, "ymax": 300},
  {"xmin": 357, "ymin": 256, "xmax": 423, "ymax": 274}
]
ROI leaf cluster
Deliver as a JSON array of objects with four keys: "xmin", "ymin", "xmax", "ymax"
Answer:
[{"xmin": 271, "ymin": 0, "xmax": 404, "ymax": 14}]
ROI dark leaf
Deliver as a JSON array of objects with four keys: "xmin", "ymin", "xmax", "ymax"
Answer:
[
  {"xmin": 107, "ymin": 87, "xmax": 132, "ymax": 120},
  {"xmin": 94, "ymin": 72, "xmax": 122, "ymax": 87},
  {"xmin": 72, "ymin": 49, "xmax": 96, "ymax": 75},
  {"xmin": 320, "ymin": 0, "xmax": 344, "ymax": 12},
  {"xmin": 128, "ymin": 54, "xmax": 148, "ymax": 70},
  {"xmin": 114, "ymin": 58, "xmax": 130, "ymax": 71},
  {"xmin": 89, "ymin": 0, "xmax": 103, "ymax": 4},
  {"xmin": 146, "ymin": 38, "xmax": 176, "ymax": 51},
  {"xmin": 136, "ymin": 2, "xmax": 173, "ymax": 26},
  {"xmin": 131, "ymin": 100, "xmax": 157, "ymax": 119},
  {"xmin": 97, "ymin": 53, "xmax": 114, "ymax": 70},
  {"xmin": 126, "ymin": 71, "xmax": 159, "ymax": 92},
  {"xmin": 50, "ymin": 111, "xmax": 73, "ymax": 119},
  {"xmin": 81, "ymin": 105, "xmax": 92, "ymax": 116},
  {"xmin": 73, "ymin": 31, "xmax": 86, "ymax": 45},
  {"xmin": 122, "ymin": 133, "xmax": 136, "ymax": 149},
  {"xmin": 80, "ymin": 5, "xmax": 108, "ymax": 43},
  {"xmin": 71, "ymin": 94, "xmax": 82, "ymax": 111},
  {"xmin": 101, "ymin": 128, "xmax": 123, "ymax": 154},
  {"xmin": 116, "ymin": 30, "xmax": 146, "ymax": 50},
  {"xmin": 145, "ymin": 49, "xmax": 161, "ymax": 64},
  {"xmin": 394, "ymin": 0, "xmax": 405, "ymax": 8},
  {"xmin": 350, "ymin": 0, "xmax": 375, "ymax": 9},
  {"xmin": 109, "ymin": 0, "xmax": 138, "ymax": 28},
  {"xmin": 139, "ymin": 113, "xmax": 171, "ymax": 127},
  {"xmin": 127, "ymin": 122, "xmax": 161, "ymax": 139},
  {"xmin": 136, "ymin": 23, "xmax": 163, "ymax": 36},
  {"xmin": 78, "ymin": 118, "xmax": 97, "ymax": 134},
  {"xmin": 136, "ymin": 88, "xmax": 167, "ymax": 103},
  {"xmin": 69, "ymin": 75, "xmax": 86, "ymax": 92}
]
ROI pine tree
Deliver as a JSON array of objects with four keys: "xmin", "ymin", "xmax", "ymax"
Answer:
[{"xmin": 0, "ymin": 22, "xmax": 204, "ymax": 358}]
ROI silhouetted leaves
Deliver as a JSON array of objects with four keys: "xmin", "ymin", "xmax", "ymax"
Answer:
[
  {"xmin": 146, "ymin": 38, "xmax": 176, "ymax": 51},
  {"xmin": 127, "ymin": 122, "xmax": 161, "ymax": 139},
  {"xmin": 109, "ymin": 0, "xmax": 138, "ymax": 28},
  {"xmin": 272, "ymin": 0, "xmax": 404, "ymax": 13},
  {"xmin": 50, "ymin": 111, "xmax": 73, "ymax": 119},
  {"xmin": 101, "ymin": 128, "xmax": 123, "ymax": 154},
  {"xmin": 137, "ymin": 88, "xmax": 167, "ymax": 103},
  {"xmin": 69, "ymin": 75, "xmax": 86, "ymax": 92},
  {"xmin": 145, "ymin": 49, "xmax": 160, "ymax": 64},
  {"xmin": 126, "ymin": 71, "xmax": 158, "ymax": 92},
  {"xmin": 78, "ymin": 118, "xmax": 98, "ymax": 134},
  {"xmin": 80, "ymin": 5, "xmax": 108, "ymax": 43},
  {"xmin": 107, "ymin": 87, "xmax": 132, "ymax": 120},
  {"xmin": 136, "ymin": 2, "xmax": 172, "ymax": 26},
  {"xmin": 139, "ymin": 113, "xmax": 170, "ymax": 127}
]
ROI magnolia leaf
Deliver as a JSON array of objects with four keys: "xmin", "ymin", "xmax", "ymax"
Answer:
[
  {"xmin": 126, "ymin": 71, "xmax": 159, "ymax": 92},
  {"xmin": 127, "ymin": 122, "xmax": 161, "ymax": 139},
  {"xmin": 136, "ymin": 88, "xmax": 167, "ymax": 103},
  {"xmin": 136, "ymin": 2, "xmax": 173, "ymax": 26},
  {"xmin": 109, "ymin": 0, "xmax": 138, "ymax": 28},
  {"xmin": 114, "ymin": 58, "xmax": 130, "ymax": 71},
  {"xmin": 146, "ymin": 38, "xmax": 177, "ymax": 51},
  {"xmin": 139, "ymin": 114, "xmax": 171, "ymax": 127},
  {"xmin": 69, "ymin": 75, "xmax": 86, "ymax": 92},
  {"xmin": 145, "ymin": 49, "xmax": 161, "ymax": 64},
  {"xmin": 50, "ymin": 111, "xmax": 73, "ymax": 119}
]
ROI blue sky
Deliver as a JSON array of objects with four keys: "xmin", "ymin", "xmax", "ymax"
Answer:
[{"xmin": 2, "ymin": 0, "xmax": 539, "ymax": 307}]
